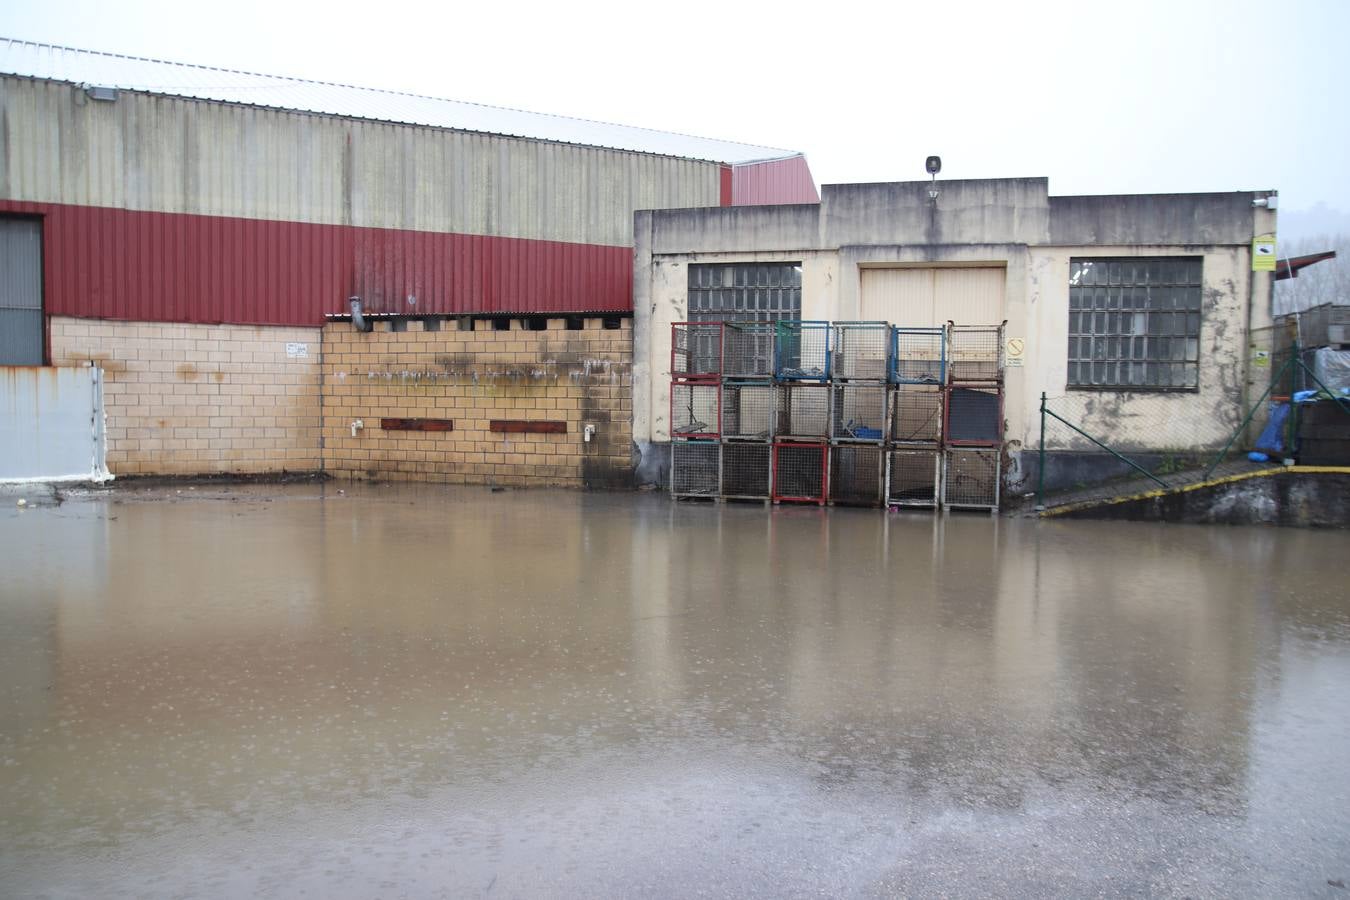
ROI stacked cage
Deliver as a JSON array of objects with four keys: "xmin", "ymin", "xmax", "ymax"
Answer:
[
  {"xmin": 771, "ymin": 321, "xmax": 831, "ymax": 504},
  {"xmin": 941, "ymin": 323, "xmax": 1005, "ymax": 511},
  {"xmin": 720, "ymin": 322, "xmax": 777, "ymax": 501},
  {"xmin": 830, "ymin": 322, "xmax": 889, "ymax": 506},
  {"xmin": 669, "ymin": 322, "xmax": 723, "ymax": 498},
  {"xmin": 886, "ymin": 326, "xmax": 946, "ymax": 508}
]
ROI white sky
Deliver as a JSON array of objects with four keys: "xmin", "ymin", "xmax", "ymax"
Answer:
[{"xmin": 3, "ymin": 0, "xmax": 1347, "ymax": 220}]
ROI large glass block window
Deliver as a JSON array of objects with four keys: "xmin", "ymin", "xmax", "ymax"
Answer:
[
  {"xmin": 687, "ymin": 263, "xmax": 802, "ymax": 324},
  {"xmin": 1068, "ymin": 257, "xmax": 1202, "ymax": 390}
]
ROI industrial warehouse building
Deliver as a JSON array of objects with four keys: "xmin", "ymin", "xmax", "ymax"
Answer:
[
  {"xmin": 0, "ymin": 38, "xmax": 815, "ymax": 484},
  {"xmin": 633, "ymin": 180, "xmax": 1279, "ymax": 498},
  {"xmin": 1, "ymin": 39, "xmax": 1279, "ymax": 499}
]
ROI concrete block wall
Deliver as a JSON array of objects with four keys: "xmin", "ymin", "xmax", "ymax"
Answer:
[
  {"xmin": 321, "ymin": 317, "xmax": 633, "ymax": 487},
  {"xmin": 49, "ymin": 317, "xmax": 322, "ymax": 475}
]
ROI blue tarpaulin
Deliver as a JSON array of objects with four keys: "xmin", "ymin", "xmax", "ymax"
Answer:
[{"xmin": 1254, "ymin": 402, "xmax": 1291, "ymax": 456}]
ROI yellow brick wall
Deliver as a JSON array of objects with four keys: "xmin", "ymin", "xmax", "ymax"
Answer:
[
  {"xmin": 321, "ymin": 318, "xmax": 633, "ymax": 487},
  {"xmin": 50, "ymin": 318, "xmax": 322, "ymax": 475}
]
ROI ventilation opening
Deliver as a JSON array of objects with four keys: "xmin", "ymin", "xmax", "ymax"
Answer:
[
  {"xmin": 390, "ymin": 319, "xmax": 408, "ymax": 333},
  {"xmin": 457, "ymin": 317, "xmax": 475, "ymax": 331},
  {"xmin": 522, "ymin": 317, "xmax": 547, "ymax": 332},
  {"xmin": 565, "ymin": 316, "xmax": 584, "ymax": 331},
  {"xmin": 602, "ymin": 316, "xmax": 622, "ymax": 330},
  {"xmin": 422, "ymin": 317, "xmax": 442, "ymax": 332},
  {"xmin": 491, "ymin": 317, "xmax": 511, "ymax": 332}
]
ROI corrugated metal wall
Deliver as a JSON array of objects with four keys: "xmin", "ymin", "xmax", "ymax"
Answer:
[
  {"xmin": 731, "ymin": 156, "xmax": 819, "ymax": 206},
  {"xmin": 0, "ymin": 199, "xmax": 633, "ymax": 323},
  {"xmin": 0, "ymin": 75, "xmax": 747, "ymax": 323},
  {"xmin": 3, "ymin": 77, "xmax": 723, "ymax": 246}
]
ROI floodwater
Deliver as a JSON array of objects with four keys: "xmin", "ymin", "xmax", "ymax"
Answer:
[{"xmin": 1, "ymin": 484, "xmax": 1348, "ymax": 899}]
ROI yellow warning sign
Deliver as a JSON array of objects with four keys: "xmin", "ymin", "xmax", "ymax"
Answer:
[{"xmin": 1252, "ymin": 234, "xmax": 1276, "ymax": 271}]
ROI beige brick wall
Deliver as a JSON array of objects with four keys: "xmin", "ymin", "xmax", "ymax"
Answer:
[
  {"xmin": 50, "ymin": 318, "xmax": 322, "ymax": 475},
  {"xmin": 322, "ymin": 318, "xmax": 633, "ymax": 487}
]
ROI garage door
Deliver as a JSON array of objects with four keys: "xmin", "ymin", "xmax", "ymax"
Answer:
[{"xmin": 860, "ymin": 267, "xmax": 1005, "ymax": 327}]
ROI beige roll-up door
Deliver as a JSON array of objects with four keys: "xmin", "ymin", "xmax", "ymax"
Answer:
[{"xmin": 860, "ymin": 267, "xmax": 1005, "ymax": 326}]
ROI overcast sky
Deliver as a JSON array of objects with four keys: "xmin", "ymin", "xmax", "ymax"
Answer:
[{"xmin": 4, "ymin": 0, "xmax": 1348, "ymax": 231}]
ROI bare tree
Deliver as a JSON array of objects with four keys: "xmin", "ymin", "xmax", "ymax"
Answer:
[{"xmin": 1274, "ymin": 233, "xmax": 1349, "ymax": 315}]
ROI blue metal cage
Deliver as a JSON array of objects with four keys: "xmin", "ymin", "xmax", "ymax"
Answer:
[{"xmin": 889, "ymin": 326, "xmax": 946, "ymax": 385}]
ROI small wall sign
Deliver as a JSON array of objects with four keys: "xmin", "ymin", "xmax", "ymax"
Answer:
[
  {"xmin": 1252, "ymin": 235, "xmax": 1276, "ymax": 271},
  {"xmin": 286, "ymin": 342, "xmax": 309, "ymax": 358}
]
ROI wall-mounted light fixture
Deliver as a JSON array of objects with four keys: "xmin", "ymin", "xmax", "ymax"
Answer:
[
  {"xmin": 83, "ymin": 84, "xmax": 119, "ymax": 102},
  {"xmin": 926, "ymin": 155, "xmax": 942, "ymax": 202}
]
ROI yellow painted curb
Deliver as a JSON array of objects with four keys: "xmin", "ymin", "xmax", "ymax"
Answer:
[{"xmin": 1039, "ymin": 466, "xmax": 1350, "ymax": 518}]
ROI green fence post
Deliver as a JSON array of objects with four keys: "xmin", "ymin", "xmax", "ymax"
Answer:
[{"xmin": 1037, "ymin": 392, "xmax": 1047, "ymax": 510}]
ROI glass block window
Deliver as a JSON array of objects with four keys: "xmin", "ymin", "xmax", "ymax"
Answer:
[
  {"xmin": 1068, "ymin": 258, "xmax": 1202, "ymax": 390},
  {"xmin": 687, "ymin": 263, "xmax": 802, "ymax": 324}
]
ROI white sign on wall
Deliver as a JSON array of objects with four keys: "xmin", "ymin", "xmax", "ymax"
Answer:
[
  {"xmin": 286, "ymin": 342, "xmax": 309, "ymax": 359},
  {"xmin": 1005, "ymin": 337, "xmax": 1025, "ymax": 368}
]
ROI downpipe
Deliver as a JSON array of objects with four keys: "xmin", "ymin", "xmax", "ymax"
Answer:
[{"xmin": 349, "ymin": 296, "xmax": 372, "ymax": 333}]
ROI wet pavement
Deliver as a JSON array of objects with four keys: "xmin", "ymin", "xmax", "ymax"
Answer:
[{"xmin": 1, "ymin": 483, "xmax": 1348, "ymax": 898}]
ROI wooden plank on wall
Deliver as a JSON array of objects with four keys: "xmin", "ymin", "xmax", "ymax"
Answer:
[
  {"xmin": 490, "ymin": 420, "xmax": 567, "ymax": 434},
  {"xmin": 381, "ymin": 418, "xmax": 455, "ymax": 432}
]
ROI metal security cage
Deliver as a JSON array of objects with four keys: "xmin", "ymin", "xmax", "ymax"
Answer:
[
  {"xmin": 832, "ymin": 321, "xmax": 891, "ymax": 381},
  {"xmin": 829, "ymin": 445, "xmax": 884, "ymax": 506},
  {"xmin": 886, "ymin": 449, "xmax": 942, "ymax": 507},
  {"xmin": 890, "ymin": 326, "xmax": 946, "ymax": 385},
  {"xmin": 831, "ymin": 383, "xmax": 887, "ymax": 443},
  {"xmin": 772, "ymin": 442, "xmax": 828, "ymax": 504},
  {"xmin": 947, "ymin": 323, "xmax": 1005, "ymax": 385},
  {"xmin": 670, "ymin": 380, "xmax": 721, "ymax": 439},
  {"xmin": 721, "ymin": 442, "xmax": 772, "ymax": 500},
  {"xmin": 774, "ymin": 320, "xmax": 831, "ymax": 381},
  {"xmin": 723, "ymin": 321, "xmax": 778, "ymax": 379},
  {"xmin": 671, "ymin": 440, "xmax": 720, "ymax": 498},
  {"xmin": 774, "ymin": 382, "xmax": 831, "ymax": 440},
  {"xmin": 671, "ymin": 322, "xmax": 723, "ymax": 379},
  {"xmin": 942, "ymin": 447, "xmax": 1001, "ymax": 511},
  {"xmin": 944, "ymin": 385, "xmax": 1003, "ymax": 446},
  {"xmin": 889, "ymin": 386, "xmax": 944, "ymax": 446},
  {"xmin": 721, "ymin": 380, "xmax": 775, "ymax": 441}
]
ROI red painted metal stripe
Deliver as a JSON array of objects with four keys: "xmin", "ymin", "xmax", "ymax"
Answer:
[
  {"xmin": 731, "ymin": 157, "xmax": 820, "ymax": 206},
  {"xmin": 0, "ymin": 200, "xmax": 634, "ymax": 326},
  {"xmin": 719, "ymin": 165, "xmax": 733, "ymax": 207}
]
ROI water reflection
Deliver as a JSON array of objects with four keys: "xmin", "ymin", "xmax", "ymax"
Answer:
[{"xmin": 1, "ymin": 485, "xmax": 1347, "ymax": 896}]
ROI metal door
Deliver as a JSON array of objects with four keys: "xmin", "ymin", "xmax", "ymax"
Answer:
[{"xmin": 0, "ymin": 218, "xmax": 43, "ymax": 365}]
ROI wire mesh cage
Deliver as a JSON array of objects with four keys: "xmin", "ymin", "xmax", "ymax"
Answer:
[
  {"xmin": 829, "ymin": 444, "xmax": 884, "ymax": 506},
  {"xmin": 947, "ymin": 323, "xmax": 1005, "ymax": 384},
  {"xmin": 774, "ymin": 321, "xmax": 831, "ymax": 381},
  {"xmin": 944, "ymin": 385, "xmax": 1003, "ymax": 446},
  {"xmin": 670, "ymin": 380, "xmax": 720, "ymax": 439},
  {"xmin": 832, "ymin": 321, "xmax": 891, "ymax": 381},
  {"xmin": 942, "ymin": 447, "xmax": 1001, "ymax": 511},
  {"xmin": 890, "ymin": 327, "xmax": 946, "ymax": 385},
  {"xmin": 723, "ymin": 321, "xmax": 777, "ymax": 379},
  {"xmin": 670, "ymin": 440, "xmax": 720, "ymax": 498},
  {"xmin": 721, "ymin": 442, "xmax": 772, "ymax": 500},
  {"xmin": 721, "ymin": 381, "xmax": 775, "ymax": 441},
  {"xmin": 774, "ymin": 382, "xmax": 831, "ymax": 440},
  {"xmin": 772, "ymin": 442, "xmax": 828, "ymax": 504},
  {"xmin": 671, "ymin": 322, "xmax": 723, "ymax": 378},
  {"xmin": 886, "ymin": 449, "xmax": 942, "ymax": 507},
  {"xmin": 831, "ymin": 383, "xmax": 887, "ymax": 443},
  {"xmin": 889, "ymin": 385, "xmax": 944, "ymax": 446}
]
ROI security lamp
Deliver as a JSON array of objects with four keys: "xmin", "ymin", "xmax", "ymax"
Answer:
[
  {"xmin": 83, "ymin": 84, "xmax": 119, "ymax": 102},
  {"xmin": 926, "ymin": 156, "xmax": 941, "ymax": 202}
]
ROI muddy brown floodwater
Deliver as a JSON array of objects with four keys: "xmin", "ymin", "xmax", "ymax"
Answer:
[{"xmin": 1, "ymin": 483, "xmax": 1348, "ymax": 898}]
